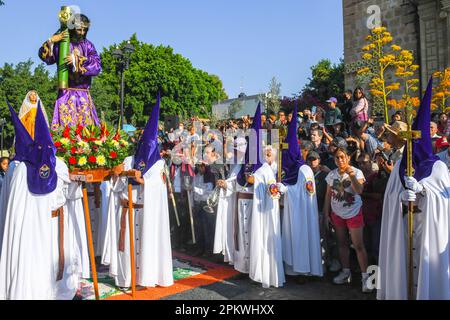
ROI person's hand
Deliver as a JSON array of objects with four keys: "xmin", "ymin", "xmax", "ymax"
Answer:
[
  {"xmin": 112, "ymin": 163, "xmax": 124, "ymax": 177},
  {"xmin": 401, "ymin": 189, "xmax": 417, "ymax": 202},
  {"xmin": 405, "ymin": 176, "xmax": 424, "ymax": 194},
  {"xmin": 50, "ymin": 30, "xmax": 69, "ymax": 43},
  {"xmin": 383, "ymin": 160, "xmax": 394, "ymax": 173},
  {"xmin": 134, "ymin": 170, "xmax": 142, "ymax": 181},
  {"xmin": 246, "ymin": 175, "xmax": 255, "ymax": 185},
  {"xmin": 276, "ymin": 182, "xmax": 287, "ymax": 194},
  {"xmin": 64, "ymin": 55, "xmax": 74, "ymax": 66},
  {"xmin": 345, "ymin": 166, "xmax": 355, "ymax": 176}
]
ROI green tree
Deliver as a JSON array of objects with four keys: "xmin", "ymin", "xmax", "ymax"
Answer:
[
  {"xmin": 300, "ymin": 59, "xmax": 344, "ymax": 107},
  {"xmin": 263, "ymin": 76, "xmax": 282, "ymax": 114},
  {"xmin": 0, "ymin": 60, "xmax": 58, "ymax": 147},
  {"xmin": 93, "ymin": 34, "xmax": 228, "ymax": 128}
]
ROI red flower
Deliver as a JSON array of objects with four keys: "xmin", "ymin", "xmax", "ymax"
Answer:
[
  {"xmin": 54, "ymin": 141, "xmax": 62, "ymax": 148},
  {"xmin": 88, "ymin": 156, "xmax": 97, "ymax": 163},
  {"xmin": 63, "ymin": 127, "xmax": 70, "ymax": 138},
  {"xmin": 109, "ymin": 151, "xmax": 117, "ymax": 159},
  {"xmin": 76, "ymin": 124, "xmax": 84, "ymax": 135},
  {"xmin": 69, "ymin": 157, "xmax": 77, "ymax": 165},
  {"xmin": 113, "ymin": 131, "xmax": 121, "ymax": 141},
  {"xmin": 93, "ymin": 145, "xmax": 98, "ymax": 151},
  {"xmin": 101, "ymin": 123, "xmax": 109, "ymax": 138},
  {"xmin": 70, "ymin": 147, "xmax": 77, "ymax": 154}
]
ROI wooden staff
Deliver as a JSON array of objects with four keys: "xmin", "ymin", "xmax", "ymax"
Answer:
[
  {"xmin": 399, "ymin": 103, "xmax": 421, "ymax": 300},
  {"xmin": 81, "ymin": 183, "xmax": 100, "ymax": 300},
  {"xmin": 277, "ymin": 127, "xmax": 289, "ymax": 182}
]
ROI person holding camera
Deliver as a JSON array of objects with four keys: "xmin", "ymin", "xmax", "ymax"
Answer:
[{"xmin": 382, "ymin": 121, "xmax": 408, "ymax": 173}]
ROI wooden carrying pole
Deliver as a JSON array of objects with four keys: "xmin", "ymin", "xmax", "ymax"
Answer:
[{"xmin": 81, "ymin": 184, "xmax": 100, "ymax": 300}]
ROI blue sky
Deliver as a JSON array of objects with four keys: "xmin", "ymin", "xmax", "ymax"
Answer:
[{"xmin": 0, "ymin": 0, "xmax": 344, "ymax": 99}]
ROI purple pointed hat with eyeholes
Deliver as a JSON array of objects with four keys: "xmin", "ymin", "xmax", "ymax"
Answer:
[
  {"xmin": 282, "ymin": 102, "xmax": 304, "ymax": 186},
  {"xmin": 133, "ymin": 93, "xmax": 161, "ymax": 175},
  {"xmin": 399, "ymin": 77, "xmax": 439, "ymax": 185},
  {"xmin": 27, "ymin": 101, "xmax": 57, "ymax": 194},
  {"xmin": 237, "ymin": 102, "xmax": 263, "ymax": 186}
]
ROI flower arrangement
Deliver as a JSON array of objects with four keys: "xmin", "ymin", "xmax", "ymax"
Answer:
[
  {"xmin": 267, "ymin": 180, "xmax": 281, "ymax": 200},
  {"xmin": 51, "ymin": 123, "xmax": 131, "ymax": 171}
]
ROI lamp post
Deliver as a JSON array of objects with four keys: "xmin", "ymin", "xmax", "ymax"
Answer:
[
  {"xmin": 0, "ymin": 118, "xmax": 6, "ymax": 157},
  {"xmin": 112, "ymin": 41, "xmax": 135, "ymax": 129},
  {"xmin": 0, "ymin": 75, "xmax": 4, "ymax": 157}
]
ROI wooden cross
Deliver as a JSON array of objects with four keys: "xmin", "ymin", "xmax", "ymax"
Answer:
[
  {"xmin": 277, "ymin": 126, "xmax": 289, "ymax": 182},
  {"xmin": 399, "ymin": 116, "xmax": 421, "ymax": 301}
]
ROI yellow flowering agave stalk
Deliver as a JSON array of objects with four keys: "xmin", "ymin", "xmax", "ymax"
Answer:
[
  {"xmin": 358, "ymin": 26, "xmax": 419, "ymax": 123},
  {"xmin": 432, "ymin": 68, "xmax": 450, "ymax": 113}
]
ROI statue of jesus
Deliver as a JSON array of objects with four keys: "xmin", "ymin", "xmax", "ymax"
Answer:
[{"xmin": 38, "ymin": 12, "xmax": 101, "ymax": 129}]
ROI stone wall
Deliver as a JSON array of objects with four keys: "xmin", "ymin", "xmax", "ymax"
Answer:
[{"xmin": 343, "ymin": 0, "xmax": 449, "ymax": 113}]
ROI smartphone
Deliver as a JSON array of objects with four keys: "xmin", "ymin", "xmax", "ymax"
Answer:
[{"xmin": 311, "ymin": 106, "xmax": 317, "ymax": 115}]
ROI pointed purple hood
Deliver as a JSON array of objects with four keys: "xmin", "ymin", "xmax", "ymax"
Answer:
[
  {"xmin": 237, "ymin": 102, "xmax": 263, "ymax": 186},
  {"xmin": 399, "ymin": 77, "xmax": 438, "ymax": 184},
  {"xmin": 133, "ymin": 93, "xmax": 161, "ymax": 175},
  {"xmin": 282, "ymin": 102, "xmax": 304, "ymax": 185},
  {"xmin": 26, "ymin": 101, "xmax": 57, "ymax": 194},
  {"xmin": 7, "ymin": 100, "xmax": 33, "ymax": 162}
]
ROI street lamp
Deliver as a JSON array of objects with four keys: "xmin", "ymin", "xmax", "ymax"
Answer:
[
  {"xmin": 112, "ymin": 41, "xmax": 135, "ymax": 129},
  {"xmin": 0, "ymin": 118, "xmax": 6, "ymax": 157}
]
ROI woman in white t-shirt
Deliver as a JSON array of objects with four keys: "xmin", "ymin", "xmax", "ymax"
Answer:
[{"xmin": 323, "ymin": 147, "xmax": 370, "ymax": 293}]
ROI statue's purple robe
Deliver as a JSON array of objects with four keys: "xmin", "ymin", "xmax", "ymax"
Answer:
[{"xmin": 38, "ymin": 39, "xmax": 101, "ymax": 129}]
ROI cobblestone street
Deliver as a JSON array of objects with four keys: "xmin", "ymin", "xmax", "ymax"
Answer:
[{"xmin": 164, "ymin": 254, "xmax": 376, "ymax": 300}]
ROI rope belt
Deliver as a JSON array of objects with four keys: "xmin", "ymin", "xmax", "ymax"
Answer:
[
  {"xmin": 118, "ymin": 199, "xmax": 144, "ymax": 252},
  {"xmin": 61, "ymin": 88, "xmax": 90, "ymax": 92},
  {"xmin": 51, "ymin": 207, "xmax": 64, "ymax": 281}
]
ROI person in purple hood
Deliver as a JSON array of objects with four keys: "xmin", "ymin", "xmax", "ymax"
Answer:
[{"xmin": 38, "ymin": 13, "xmax": 101, "ymax": 129}]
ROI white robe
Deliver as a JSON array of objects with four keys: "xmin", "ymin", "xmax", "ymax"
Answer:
[
  {"xmin": 213, "ymin": 164, "xmax": 241, "ymax": 265},
  {"xmin": 377, "ymin": 160, "xmax": 450, "ymax": 300},
  {"xmin": 86, "ymin": 184, "xmax": 102, "ymax": 256},
  {"xmin": 233, "ymin": 178, "xmax": 253, "ymax": 274},
  {"xmin": 53, "ymin": 160, "xmax": 83, "ymax": 300},
  {"xmin": 249, "ymin": 162, "xmax": 285, "ymax": 288},
  {"xmin": 103, "ymin": 157, "xmax": 173, "ymax": 288},
  {"xmin": 281, "ymin": 165, "xmax": 323, "ymax": 277},
  {"xmin": 0, "ymin": 159, "xmax": 78, "ymax": 300},
  {"xmin": 0, "ymin": 160, "xmax": 20, "ymax": 256},
  {"xmin": 65, "ymin": 183, "xmax": 90, "ymax": 279}
]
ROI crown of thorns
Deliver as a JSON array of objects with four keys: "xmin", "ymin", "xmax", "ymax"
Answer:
[{"xmin": 71, "ymin": 14, "xmax": 90, "ymax": 29}]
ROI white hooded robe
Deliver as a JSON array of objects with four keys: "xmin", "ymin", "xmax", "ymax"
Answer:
[
  {"xmin": 377, "ymin": 160, "xmax": 450, "ymax": 300},
  {"xmin": 281, "ymin": 165, "xmax": 323, "ymax": 277}
]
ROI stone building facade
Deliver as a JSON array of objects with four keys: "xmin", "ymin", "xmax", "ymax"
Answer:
[{"xmin": 343, "ymin": 0, "xmax": 450, "ymax": 112}]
